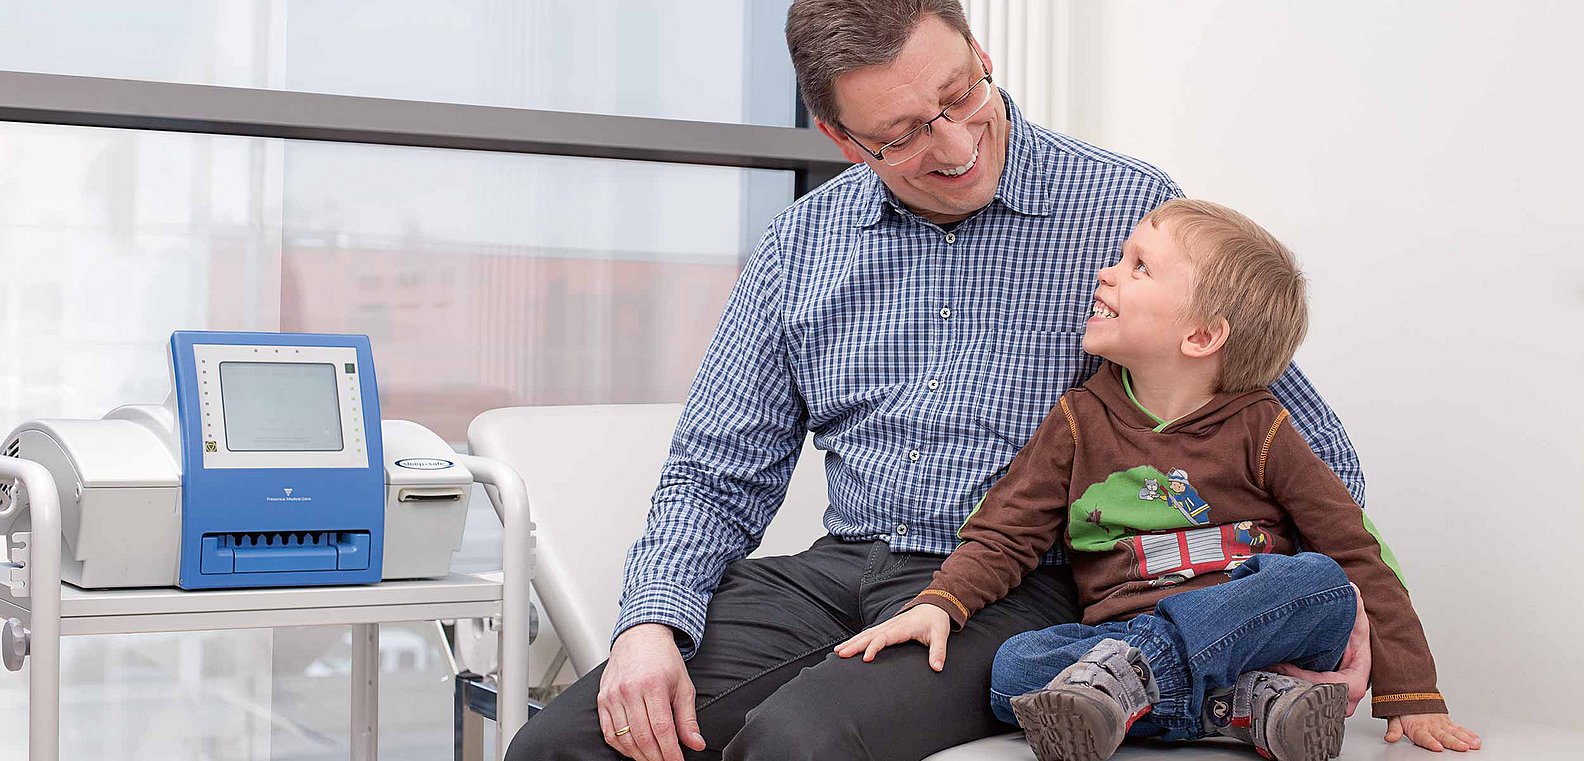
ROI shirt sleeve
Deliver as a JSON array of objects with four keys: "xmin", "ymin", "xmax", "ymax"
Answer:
[
  {"xmin": 1269, "ymin": 362, "xmax": 1367, "ymax": 508},
  {"xmin": 614, "ymin": 225, "xmax": 809, "ymax": 659},
  {"xmin": 1262, "ymin": 412, "xmax": 1446, "ymax": 717},
  {"xmin": 900, "ymin": 395, "xmax": 1077, "ymax": 629}
]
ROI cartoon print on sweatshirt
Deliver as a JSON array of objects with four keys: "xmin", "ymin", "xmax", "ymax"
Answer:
[
  {"xmin": 1130, "ymin": 520, "xmax": 1274, "ymax": 587},
  {"xmin": 1069, "ymin": 466, "xmax": 1198, "ymax": 552},
  {"xmin": 1163, "ymin": 469, "xmax": 1211, "ymax": 525},
  {"xmin": 1070, "ymin": 466, "xmax": 1273, "ymax": 585}
]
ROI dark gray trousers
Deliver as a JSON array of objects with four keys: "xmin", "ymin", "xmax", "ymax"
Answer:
[{"xmin": 507, "ymin": 536, "xmax": 1078, "ymax": 760}]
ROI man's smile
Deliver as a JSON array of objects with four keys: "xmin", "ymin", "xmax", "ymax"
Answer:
[{"xmin": 924, "ymin": 130, "xmax": 987, "ymax": 185}]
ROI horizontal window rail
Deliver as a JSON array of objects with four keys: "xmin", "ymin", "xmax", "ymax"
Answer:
[{"xmin": 0, "ymin": 70, "xmax": 851, "ymax": 179}]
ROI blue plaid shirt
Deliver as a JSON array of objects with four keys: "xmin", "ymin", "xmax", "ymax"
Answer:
[{"xmin": 618, "ymin": 94, "xmax": 1366, "ymax": 657}]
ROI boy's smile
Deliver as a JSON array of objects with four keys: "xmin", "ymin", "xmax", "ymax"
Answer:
[{"xmin": 1082, "ymin": 218, "xmax": 1196, "ymax": 371}]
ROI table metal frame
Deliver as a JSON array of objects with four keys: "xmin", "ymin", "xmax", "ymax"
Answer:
[{"xmin": 0, "ymin": 453, "xmax": 534, "ymax": 761}]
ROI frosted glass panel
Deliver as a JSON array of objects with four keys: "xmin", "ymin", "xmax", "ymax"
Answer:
[
  {"xmin": 0, "ymin": 121, "xmax": 791, "ymax": 439},
  {"xmin": 0, "ymin": 120, "xmax": 791, "ymax": 758},
  {"xmin": 280, "ymin": 139, "xmax": 793, "ymax": 439},
  {"xmin": 0, "ymin": 0, "xmax": 797, "ymax": 126},
  {"xmin": 0, "ymin": 123, "xmax": 283, "ymax": 425}
]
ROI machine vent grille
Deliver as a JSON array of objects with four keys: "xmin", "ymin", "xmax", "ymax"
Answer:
[
  {"xmin": 0, "ymin": 438, "xmax": 19, "ymax": 502},
  {"xmin": 219, "ymin": 531, "xmax": 355, "ymax": 549}
]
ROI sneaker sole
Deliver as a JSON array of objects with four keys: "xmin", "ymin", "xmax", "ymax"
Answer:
[
  {"xmin": 1010, "ymin": 688, "xmax": 1126, "ymax": 761},
  {"xmin": 1265, "ymin": 681, "xmax": 1348, "ymax": 761}
]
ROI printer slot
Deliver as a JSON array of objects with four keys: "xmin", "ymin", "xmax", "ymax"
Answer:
[{"xmin": 397, "ymin": 487, "xmax": 465, "ymax": 503}]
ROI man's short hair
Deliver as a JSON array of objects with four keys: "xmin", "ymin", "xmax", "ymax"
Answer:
[
  {"xmin": 1144, "ymin": 199, "xmax": 1309, "ymax": 393},
  {"xmin": 786, "ymin": 0, "xmax": 973, "ymax": 127}
]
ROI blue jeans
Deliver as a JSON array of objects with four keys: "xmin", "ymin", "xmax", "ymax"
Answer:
[{"xmin": 990, "ymin": 552, "xmax": 1355, "ymax": 740}]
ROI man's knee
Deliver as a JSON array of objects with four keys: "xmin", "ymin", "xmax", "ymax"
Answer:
[
  {"xmin": 505, "ymin": 719, "xmax": 568, "ymax": 761},
  {"xmin": 724, "ymin": 701, "xmax": 861, "ymax": 761},
  {"xmin": 504, "ymin": 670, "xmax": 615, "ymax": 761},
  {"xmin": 506, "ymin": 712, "xmax": 607, "ymax": 761}
]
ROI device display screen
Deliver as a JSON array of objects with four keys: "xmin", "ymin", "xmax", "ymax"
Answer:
[{"xmin": 219, "ymin": 362, "xmax": 345, "ymax": 452}]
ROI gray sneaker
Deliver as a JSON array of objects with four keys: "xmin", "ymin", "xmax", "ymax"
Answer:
[
  {"xmin": 1202, "ymin": 671, "xmax": 1347, "ymax": 761},
  {"xmin": 1009, "ymin": 639, "xmax": 1158, "ymax": 761}
]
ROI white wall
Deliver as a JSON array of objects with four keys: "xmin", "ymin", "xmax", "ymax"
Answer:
[{"xmin": 1054, "ymin": 0, "xmax": 1583, "ymax": 730}]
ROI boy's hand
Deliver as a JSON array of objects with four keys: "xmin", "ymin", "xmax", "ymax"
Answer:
[
  {"xmin": 1386, "ymin": 713, "xmax": 1482, "ymax": 752},
  {"xmin": 834, "ymin": 605, "xmax": 952, "ymax": 671}
]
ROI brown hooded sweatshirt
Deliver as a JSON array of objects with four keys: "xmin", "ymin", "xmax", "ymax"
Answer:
[{"xmin": 901, "ymin": 362, "xmax": 1445, "ymax": 718}]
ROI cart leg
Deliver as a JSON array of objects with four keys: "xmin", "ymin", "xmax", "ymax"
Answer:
[
  {"xmin": 351, "ymin": 623, "xmax": 379, "ymax": 761},
  {"xmin": 29, "ymin": 600, "xmax": 60, "ymax": 761},
  {"xmin": 2, "ymin": 458, "xmax": 63, "ymax": 761},
  {"xmin": 461, "ymin": 703, "xmax": 486, "ymax": 761},
  {"xmin": 453, "ymin": 677, "xmax": 487, "ymax": 761}
]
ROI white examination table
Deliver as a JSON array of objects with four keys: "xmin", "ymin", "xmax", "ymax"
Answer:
[{"xmin": 468, "ymin": 404, "xmax": 1578, "ymax": 760}]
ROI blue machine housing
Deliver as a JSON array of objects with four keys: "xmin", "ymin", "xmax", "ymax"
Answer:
[{"xmin": 171, "ymin": 331, "xmax": 386, "ymax": 589}]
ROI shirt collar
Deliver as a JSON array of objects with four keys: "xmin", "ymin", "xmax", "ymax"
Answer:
[
  {"xmin": 853, "ymin": 170, "xmax": 892, "ymax": 228},
  {"xmin": 853, "ymin": 90, "xmax": 1054, "ymax": 228},
  {"xmin": 992, "ymin": 92, "xmax": 1057, "ymax": 217}
]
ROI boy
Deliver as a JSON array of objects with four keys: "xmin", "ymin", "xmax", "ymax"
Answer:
[{"xmin": 834, "ymin": 200, "xmax": 1479, "ymax": 760}]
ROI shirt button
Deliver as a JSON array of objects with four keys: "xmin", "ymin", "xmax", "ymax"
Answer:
[
  {"xmin": 926, "ymin": 379, "xmax": 940, "ymax": 390},
  {"xmin": 896, "ymin": 523, "xmax": 909, "ymax": 536},
  {"xmin": 939, "ymin": 306, "xmax": 952, "ymax": 319},
  {"xmin": 944, "ymin": 232, "xmax": 957, "ymax": 244},
  {"xmin": 908, "ymin": 449, "xmax": 920, "ymax": 462}
]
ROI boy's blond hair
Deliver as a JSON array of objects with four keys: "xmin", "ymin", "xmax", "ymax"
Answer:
[{"xmin": 1143, "ymin": 199, "xmax": 1308, "ymax": 393}]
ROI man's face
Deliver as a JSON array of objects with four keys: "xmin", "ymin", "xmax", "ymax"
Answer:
[
  {"xmin": 1083, "ymin": 218, "xmax": 1199, "ymax": 369},
  {"xmin": 817, "ymin": 16, "xmax": 1006, "ymax": 224}
]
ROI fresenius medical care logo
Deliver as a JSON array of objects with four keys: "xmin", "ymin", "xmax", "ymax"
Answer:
[{"xmin": 266, "ymin": 487, "xmax": 312, "ymax": 503}]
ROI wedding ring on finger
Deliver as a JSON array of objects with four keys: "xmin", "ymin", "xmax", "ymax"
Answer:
[{"xmin": 615, "ymin": 726, "xmax": 632, "ymax": 737}]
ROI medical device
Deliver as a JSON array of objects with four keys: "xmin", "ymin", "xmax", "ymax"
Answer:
[{"xmin": 0, "ymin": 331, "xmax": 471, "ymax": 590}]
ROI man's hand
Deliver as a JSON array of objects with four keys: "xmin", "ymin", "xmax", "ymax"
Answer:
[
  {"xmin": 1270, "ymin": 583, "xmax": 1371, "ymax": 715},
  {"xmin": 1387, "ymin": 713, "xmax": 1482, "ymax": 752},
  {"xmin": 834, "ymin": 605, "xmax": 953, "ymax": 671},
  {"xmin": 598, "ymin": 623, "xmax": 707, "ymax": 761}
]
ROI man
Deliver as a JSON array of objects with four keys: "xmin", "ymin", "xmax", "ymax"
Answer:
[{"xmin": 508, "ymin": 2, "xmax": 1367, "ymax": 759}]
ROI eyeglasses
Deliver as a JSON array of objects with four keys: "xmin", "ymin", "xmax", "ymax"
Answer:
[{"xmin": 839, "ymin": 54, "xmax": 995, "ymax": 167}]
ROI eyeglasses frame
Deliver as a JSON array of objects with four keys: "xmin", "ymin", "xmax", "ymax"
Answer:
[{"xmin": 836, "ymin": 41, "xmax": 995, "ymax": 167}]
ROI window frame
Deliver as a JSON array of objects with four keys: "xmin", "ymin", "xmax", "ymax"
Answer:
[{"xmin": 0, "ymin": 67, "xmax": 847, "ymax": 197}]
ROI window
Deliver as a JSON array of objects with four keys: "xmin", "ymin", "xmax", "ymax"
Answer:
[
  {"xmin": 0, "ymin": 0, "xmax": 796, "ymax": 126},
  {"xmin": 0, "ymin": 122, "xmax": 790, "ymax": 440},
  {"xmin": 0, "ymin": 2, "xmax": 832, "ymax": 757}
]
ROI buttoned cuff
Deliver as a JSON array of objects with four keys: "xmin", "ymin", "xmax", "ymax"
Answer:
[{"xmin": 613, "ymin": 583, "xmax": 710, "ymax": 660}]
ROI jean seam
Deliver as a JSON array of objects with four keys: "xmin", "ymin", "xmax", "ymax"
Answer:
[
  {"xmin": 1186, "ymin": 583, "xmax": 1353, "ymax": 666},
  {"xmin": 873, "ymin": 553, "xmax": 912, "ymax": 582},
  {"xmin": 1130, "ymin": 628, "xmax": 1191, "ymax": 719},
  {"xmin": 860, "ymin": 542, "xmax": 883, "ymax": 582},
  {"xmin": 695, "ymin": 640, "xmax": 845, "ymax": 713}
]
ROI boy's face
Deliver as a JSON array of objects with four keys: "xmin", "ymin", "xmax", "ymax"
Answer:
[{"xmin": 1083, "ymin": 218, "xmax": 1197, "ymax": 368}]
